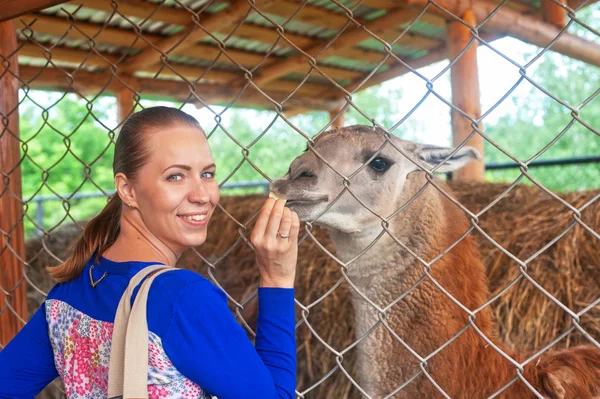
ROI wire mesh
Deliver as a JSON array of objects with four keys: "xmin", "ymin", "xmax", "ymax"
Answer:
[{"xmin": 1, "ymin": 0, "xmax": 599, "ymax": 398}]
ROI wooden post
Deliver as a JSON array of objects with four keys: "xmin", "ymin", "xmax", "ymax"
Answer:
[
  {"xmin": 329, "ymin": 106, "xmax": 345, "ymax": 129},
  {"xmin": 0, "ymin": 20, "xmax": 27, "ymax": 347},
  {"xmin": 447, "ymin": 10, "xmax": 485, "ymax": 182},
  {"xmin": 116, "ymin": 76, "xmax": 136, "ymax": 127},
  {"xmin": 541, "ymin": 0, "xmax": 567, "ymax": 27}
]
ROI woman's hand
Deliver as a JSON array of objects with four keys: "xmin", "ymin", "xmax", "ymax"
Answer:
[{"xmin": 250, "ymin": 198, "xmax": 300, "ymax": 288}]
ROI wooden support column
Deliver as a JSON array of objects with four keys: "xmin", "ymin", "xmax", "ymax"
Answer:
[
  {"xmin": 0, "ymin": 20, "xmax": 27, "ymax": 347},
  {"xmin": 116, "ymin": 76, "xmax": 136, "ymax": 127},
  {"xmin": 447, "ymin": 10, "xmax": 485, "ymax": 182},
  {"xmin": 329, "ymin": 106, "xmax": 345, "ymax": 129},
  {"xmin": 541, "ymin": 0, "xmax": 567, "ymax": 27}
]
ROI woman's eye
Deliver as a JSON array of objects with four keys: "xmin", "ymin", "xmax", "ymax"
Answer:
[
  {"xmin": 369, "ymin": 157, "xmax": 390, "ymax": 172},
  {"xmin": 202, "ymin": 171, "xmax": 216, "ymax": 179},
  {"xmin": 167, "ymin": 174, "xmax": 183, "ymax": 181}
]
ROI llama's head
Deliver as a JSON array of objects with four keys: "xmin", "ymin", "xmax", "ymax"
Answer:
[{"xmin": 270, "ymin": 125, "xmax": 481, "ymax": 233}]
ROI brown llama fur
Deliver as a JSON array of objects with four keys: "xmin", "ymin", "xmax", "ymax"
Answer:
[{"xmin": 399, "ymin": 182, "xmax": 600, "ymax": 398}]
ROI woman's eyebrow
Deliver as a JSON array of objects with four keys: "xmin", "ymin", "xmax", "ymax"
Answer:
[
  {"xmin": 162, "ymin": 163, "xmax": 216, "ymax": 173},
  {"xmin": 162, "ymin": 164, "xmax": 192, "ymax": 173}
]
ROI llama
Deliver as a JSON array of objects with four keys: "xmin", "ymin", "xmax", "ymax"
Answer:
[{"xmin": 270, "ymin": 125, "xmax": 600, "ymax": 399}]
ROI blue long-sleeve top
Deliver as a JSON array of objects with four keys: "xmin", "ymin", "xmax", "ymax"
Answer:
[{"xmin": 0, "ymin": 256, "xmax": 296, "ymax": 398}]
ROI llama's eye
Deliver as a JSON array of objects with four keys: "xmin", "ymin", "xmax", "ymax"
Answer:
[
  {"xmin": 369, "ymin": 157, "xmax": 390, "ymax": 172},
  {"xmin": 299, "ymin": 171, "xmax": 315, "ymax": 178}
]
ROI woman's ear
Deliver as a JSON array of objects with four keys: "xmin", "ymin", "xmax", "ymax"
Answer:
[{"xmin": 114, "ymin": 172, "xmax": 137, "ymax": 209}]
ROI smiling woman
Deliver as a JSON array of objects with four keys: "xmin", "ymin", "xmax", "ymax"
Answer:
[{"xmin": 0, "ymin": 106, "xmax": 300, "ymax": 399}]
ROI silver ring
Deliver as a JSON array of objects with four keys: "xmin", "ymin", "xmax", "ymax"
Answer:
[{"xmin": 277, "ymin": 232, "xmax": 290, "ymax": 239}]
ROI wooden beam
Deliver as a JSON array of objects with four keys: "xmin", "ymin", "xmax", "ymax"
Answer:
[
  {"xmin": 17, "ymin": 39, "xmax": 241, "ymax": 84},
  {"xmin": 261, "ymin": 0, "xmax": 350, "ymax": 30},
  {"xmin": 568, "ymin": 0, "xmax": 600, "ymax": 9},
  {"xmin": 407, "ymin": 0, "xmax": 600, "ymax": 68},
  {"xmin": 17, "ymin": 41, "xmax": 332, "ymax": 96},
  {"xmin": 475, "ymin": 0, "xmax": 600, "ymax": 67},
  {"xmin": 138, "ymin": 76, "xmax": 345, "ymax": 112},
  {"xmin": 65, "ymin": 0, "xmax": 445, "ymax": 79},
  {"xmin": 70, "ymin": 0, "xmax": 324, "ymax": 52},
  {"xmin": 18, "ymin": 41, "xmax": 118, "ymax": 68},
  {"xmin": 222, "ymin": 19, "xmax": 434, "ymax": 80},
  {"xmin": 447, "ymin": 10, "xmax": 484, "ymax": 182},
  {"xmin": 315, "ymin": 31, "xmax": 502, "ymax": 101},
  {"xmin": 0, "ymin": 19, "xmax": 27, "ymax": 347},
  {"xmin": 228, "ymin": 20, "xmax": 397, "ymax": 63},
  {"xmin": 18, "ymin": 66, "xmax": 344, "ymax": 112},
  {"xmin": 484, "ymin": 0, "xmax": 540, "ymax": 16},
  {"xmin": 60, "ymin": 1, "xmax": 441, "ymax": 80},
  {"xmin": 21, "ymin": 13, "xmax": 154, "ymax": 48},
  {"xmin": 19, "ymin": 14, "xmax": 364, "ymax": 84},
  {"xmin": 76, "ymin": 0, "xmax": 406, "ymax": 33},
  {"xmin": 119, "ymin": 0, "xmax": 264, "ymax": 74},
  {"xmin": 541, "ymin": 0, "xmax": 567, "ymax": 27},
  {"xmin": 250, "ymin": 7, "xmax": 432, "ymax": 86},
  {"xmin": 0, "ymin": 0, "xmax": 67, "ymax": 22},
  {"xmin": 358, "ymin": 0, "xmax": 448, "ymax": 26},
  {"xmin": 360, "ymin": 0, "xmax": 398, "ymax": 8},
  {"xmin": 68, "ymin": 0, "xmax": 195, "ymax": 26}
]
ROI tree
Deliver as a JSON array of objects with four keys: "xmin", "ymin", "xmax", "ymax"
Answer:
[
  {"xmin": 19, "ymin": 94, "xmax": 116, "ymax": 237},
  {"xmin": 483, "ymin": 31, "xmax": 600, "ymax": 192}
]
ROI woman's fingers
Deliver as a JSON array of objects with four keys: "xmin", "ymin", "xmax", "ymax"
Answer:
[
  {"xmin": 251, "ymin": 198, "xmax": 299, "ymax": 288},
  {"xmin": 264, "ymin": 199, "xmax": 287, "ymax": 239},
  {"xmin": 251, "ymin": 198, "xmax": 276, "ymax": 241},
  {"xmin": 289, "ymin": 210, "xmax": 300, "ymax": 242},
  {"xmin": 277, "ymin": 208, "xmax": 293, "ymax": 238}
]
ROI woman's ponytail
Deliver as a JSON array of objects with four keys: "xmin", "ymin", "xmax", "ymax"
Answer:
[{"xmin": 47, "ymin": 194, "xmax": 122, "ymax": 282}]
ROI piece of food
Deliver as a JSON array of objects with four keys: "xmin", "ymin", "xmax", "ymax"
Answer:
[{"xmin": 269, "ymin": 191, "xmax": 287, "ymax": 203}]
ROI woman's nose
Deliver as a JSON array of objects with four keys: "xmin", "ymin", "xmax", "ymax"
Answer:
[{"xmin": 189, "ymin": 180, "xmax": 210, "ymax": 203}]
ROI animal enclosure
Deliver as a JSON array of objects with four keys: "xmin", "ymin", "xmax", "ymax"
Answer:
[{"xmin": 1, "ymin": 0, "xmax": 600, "ymax": 398}]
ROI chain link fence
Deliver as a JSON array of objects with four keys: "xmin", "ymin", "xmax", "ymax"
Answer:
[{"xmin": 1, "ymin": 0, "xmax": 599, "ymax": 398}]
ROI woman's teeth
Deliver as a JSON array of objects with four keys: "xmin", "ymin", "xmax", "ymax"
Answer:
[{"xmin": 180, "ymin": 215, "xmax": 206, "ymax": 221}]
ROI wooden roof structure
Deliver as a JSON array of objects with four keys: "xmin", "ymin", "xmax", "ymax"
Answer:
[{"xmin": 2, "ymin": 0, "xmax": 600, "ymax": 116}]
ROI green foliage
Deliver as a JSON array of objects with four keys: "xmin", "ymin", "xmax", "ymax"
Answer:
[
  {"xmin": 483, "ymin": 5, "xmax": 600, "ymax": 192},
  {"xmin": 483, "ymin": 50, "xmax": 600, "ymax": 192},
  {"xmin": 19, "ymin": 94, "xmax": 117, "ymax": 237}
]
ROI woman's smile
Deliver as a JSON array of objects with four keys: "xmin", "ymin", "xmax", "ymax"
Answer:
[{"xmin": 177, "ymin": 212, "xmax": 209, "ymax": 226}]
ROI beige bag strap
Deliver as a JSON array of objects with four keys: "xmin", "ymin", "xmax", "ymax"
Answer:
[{"xmin": 108, "ymin": 265, "xmax": 176, "ymax": 399}]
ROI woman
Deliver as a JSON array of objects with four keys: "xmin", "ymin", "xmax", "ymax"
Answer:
[{"xmin": 0, "ymin": 107, "xmax": 299, "ymax": 398}]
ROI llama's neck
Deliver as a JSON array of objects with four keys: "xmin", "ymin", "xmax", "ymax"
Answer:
[{"xmin": 327, "ymin": 180, "xmax": 520, "ymax": 398}]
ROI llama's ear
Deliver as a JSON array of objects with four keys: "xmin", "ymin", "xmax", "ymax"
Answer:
[{"xmin": 415, "ymin": 145, "xmax": 482, "ymax": 173}]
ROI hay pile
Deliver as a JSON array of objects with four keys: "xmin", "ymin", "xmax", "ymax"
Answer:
[{"xmin": 25, "ymin": 181, "xmax": 600, "ymax": 399}]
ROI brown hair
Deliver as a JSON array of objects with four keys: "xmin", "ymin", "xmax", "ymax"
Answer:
[{"xmin": 48, "ymin": 106, "xmax": 202, "ymax": 282}]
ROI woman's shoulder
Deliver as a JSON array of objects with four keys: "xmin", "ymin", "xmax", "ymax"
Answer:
[
  {"xmin": 145, "ymin": 268, "xmax": 228, "ymax": 336},
  {"xmin": 150, "ymin": 268, "xmax": 226, "ymax": 302}
]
